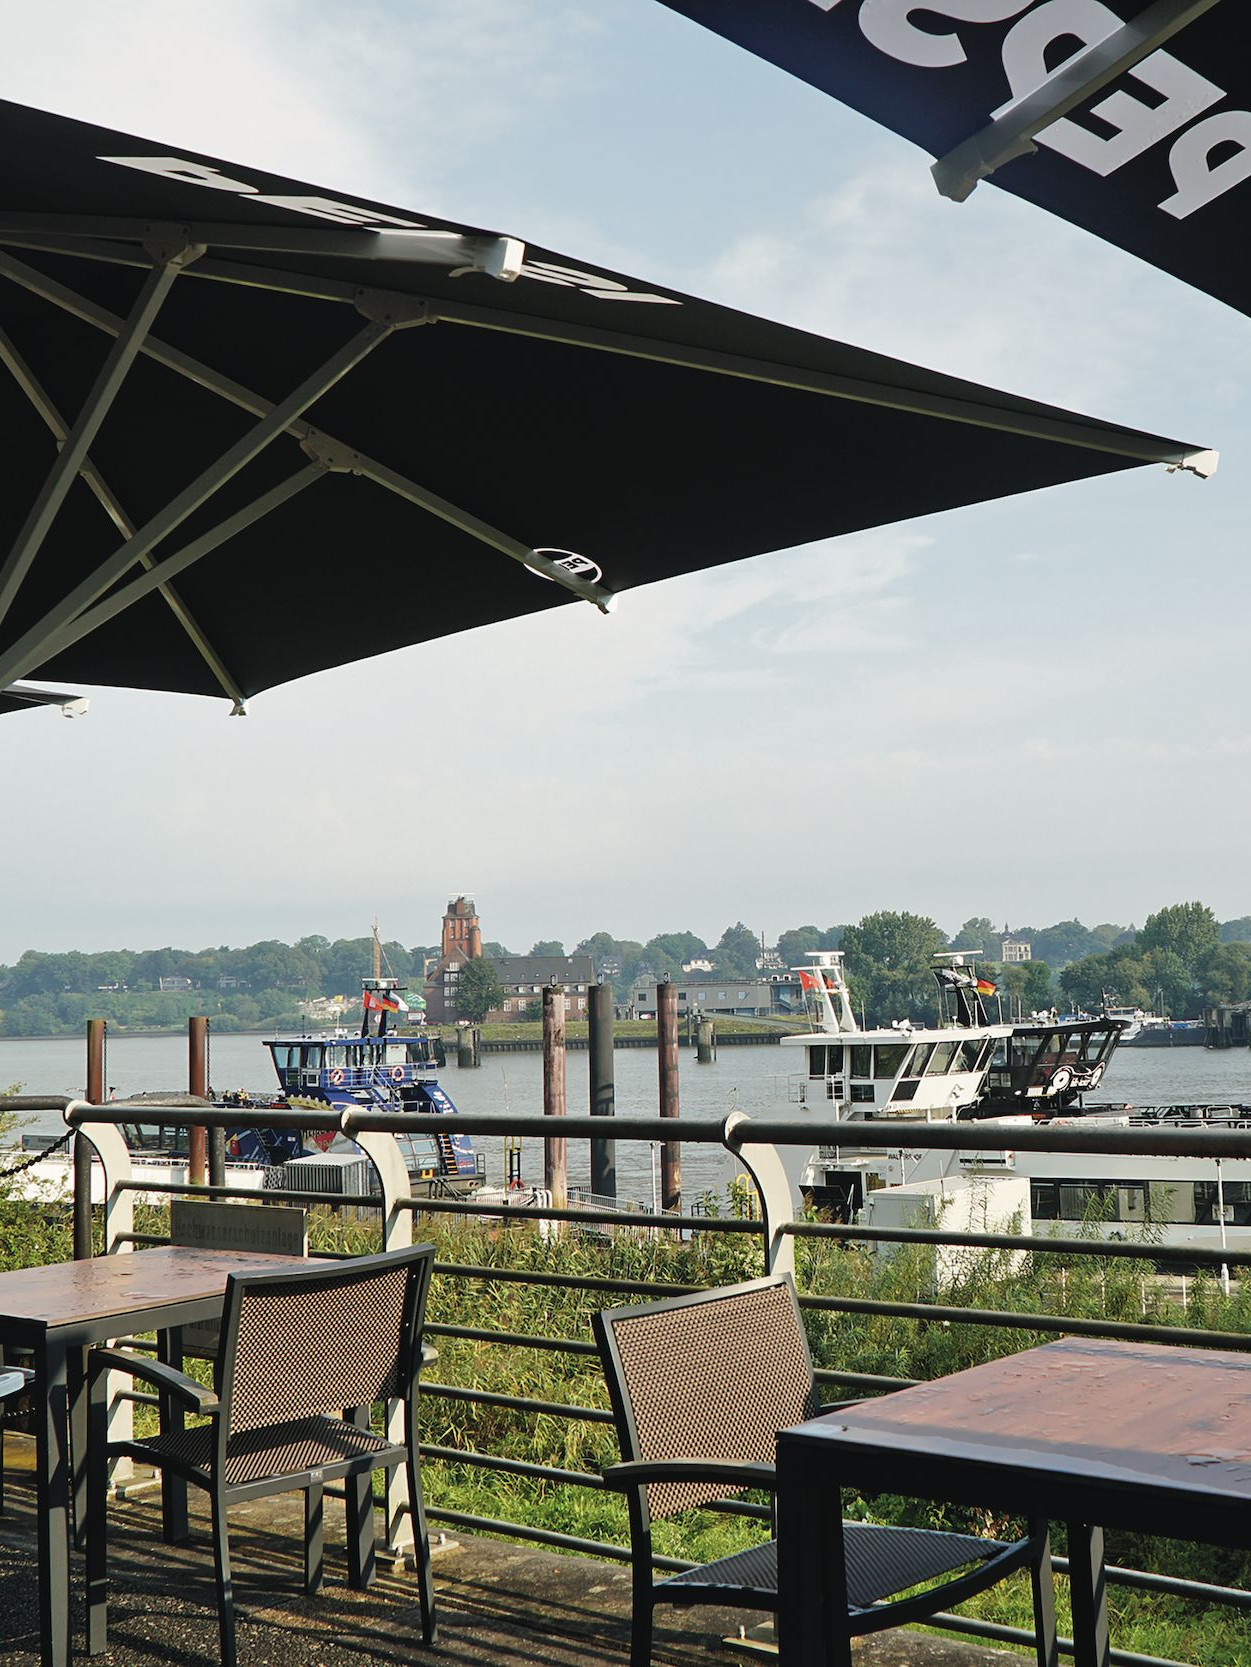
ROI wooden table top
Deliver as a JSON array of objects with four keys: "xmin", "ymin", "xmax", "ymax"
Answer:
[
  {"xmin": 0, "ymin": 1246, "xmax": 326, "ymax": 1330},
  {"xmin": 785, "ymin": 1337, "xmax": 1251, "ymax": 1503}
]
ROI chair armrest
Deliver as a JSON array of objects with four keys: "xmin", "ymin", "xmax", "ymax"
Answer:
[
  {"xmin": 89, "ymin": 1346, "xmax": 219, "ymax": 1416},
  {"xmin": 603, "ymin": 1457, "xmax": 775, "ymax": 1492}
]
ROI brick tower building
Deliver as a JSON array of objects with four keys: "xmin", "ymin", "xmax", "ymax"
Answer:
[{"xmin": 424, "ymin": 896, "xmax": 482, "ymax": 1022}]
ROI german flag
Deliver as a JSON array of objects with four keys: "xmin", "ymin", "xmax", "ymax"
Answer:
[{"xmin": 975, "ymin": 976, "xmax": 997, "ymax": 997}]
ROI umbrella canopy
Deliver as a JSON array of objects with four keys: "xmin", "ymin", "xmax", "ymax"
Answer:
[
  {"xmin": 657, "ymin": 1, "xmax": 1248, "ymax": 318},
  {"xmin": 0, "ymin": 97, "xmax": 1212, "ymax": 711},
  {"xmin": 0, "ymin": 682, "xmax": 88, "ymax": 718}
]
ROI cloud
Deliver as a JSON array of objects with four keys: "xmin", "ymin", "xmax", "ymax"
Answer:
[{"xmin": 0, "ymin": 0, "xmax": 591, "ymax": 209}]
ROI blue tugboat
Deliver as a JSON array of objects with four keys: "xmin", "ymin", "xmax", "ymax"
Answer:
[{"xmin": 223, "ymin": 977, "xmax": 484, "ymax": 1194}]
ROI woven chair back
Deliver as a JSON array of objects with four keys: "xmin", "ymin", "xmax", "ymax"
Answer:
[
  {"xmin": 222, "ymin": 1249, "xmax": 430, "ymax": 1436},
  {"xmin": 605, "ymin": 1276, "xmax": 816, "ymax": 1518}
]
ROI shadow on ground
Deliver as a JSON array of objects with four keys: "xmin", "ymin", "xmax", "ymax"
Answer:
[{"xmin": 0, "ymin": 1435, "xmax": 1028, "ymax": 1665}]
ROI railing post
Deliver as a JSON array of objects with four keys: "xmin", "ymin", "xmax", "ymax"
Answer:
[
  {"xmin": 187, "ymin": 1015, "xmax": 209, "ymax": 1185},
  {"xmin": 68, "ymin": 1107, "xmax": 137, "ymax": 1477},
  {"xmin": 723, "ymin": 1112, "xmax": 795, "ymax": 1277},
  {"xmin": 657, "ymin": 982, "xmax": 681, "ymax": 1213},
  {"xmin": 77, "ymin": 1019, "xmax": 106, "ymax": 1259},
  {"xmin": 588, "ymin": 980, "xmax": 616, "ymax": 1201},
  {"xmin": 340, "ymin": 1113, "xmax": 414, "ymax": 1557},
  {"xmin": 543, "ymin": 984, "xmax": 567, "ymax": 1209}
]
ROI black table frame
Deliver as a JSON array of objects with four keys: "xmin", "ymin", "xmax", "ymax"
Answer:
[
  {"xmin": 776, "ymin": 1338, "xmax": 1251, "ymax": 1667},
  {"xmin": 0, "ymin": 1246, "xmax": 317, "ymax": 1667}
]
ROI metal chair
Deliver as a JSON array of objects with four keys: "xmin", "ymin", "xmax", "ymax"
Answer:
[
  {"xmin": 0, "ymin": 1364, "xmax": 33, "ymax": 1514},
  {"xmin": 593, "ymin": 1274, "xmax": 1058, "ymax": 1667},
  {"xmin": 85, "ymin": 1242, "xmax": 438, "ymax": 1666}
]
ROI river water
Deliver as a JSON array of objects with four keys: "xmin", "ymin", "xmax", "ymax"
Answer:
[{"xmin": 4, "ymin": 1033, "xmax": 1251, "ymax": 1207}]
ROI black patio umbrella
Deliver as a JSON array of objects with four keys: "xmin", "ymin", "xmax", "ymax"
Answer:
[
  {"xmin": 657, "ymin": 1, "xmax": 1249, "ymax": 319},
  {"xmin": 0, "ymin": 98, "xmax": 1213, "ymax": 712},
  {"xmin": 0, "ymin": 682, "xmax": 88, "ymax": 718}
]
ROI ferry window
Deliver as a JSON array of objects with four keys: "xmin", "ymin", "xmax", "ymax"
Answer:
[
  {"xmin": 325, "ymin": 1046, "xmax": 346, "ymax": 1067},
  {"xmin": 849, "ymin": 1085, "xmax": 875, "ymax": 1103},
  {"xmin": 955, "ymin": 1040, "xmax": 983, "ymax": 1073},
  {"xmin": 406, "ymin": 1043, "xmax": 427, "ymax": 1066},
  {"xmin": 891, "ymin": 1078, "xmax": 919, "ymax": 1102},
  {"xmin": 850, "ymin": 1044, "xmax": 872, "ymax": 1078},
  {"xmin": 990, "ymin": 1040, "xmax": 1007, "ymax": 1067},
  {"xmin": 905, "ymin": 1043, "xmax": 933, "ymax": 1077},
  {"xmin": 1032, "ymin": 1181, "xmax": 1058, "ymax": 1220},
  {"xmin": 1009, "ymin": 1037, "xmax": 1034, "ymax": 1067},
  {"xmin": 807, "ymin": 1045, "xmax": 827, "ymax": 1079},
  {"xmin": 385, "ymin": 1044, "xmax": 406, "ymax": 1065},
  {"xmin": 1039, "ymin": 1033, "xmax": 1063, "ymax": 1060},
  {"xmin": 1117, "ymin": 1185, "xmax": 1147, "ymax": 1222},
  {"xmin": 1149, "ymin": 1181, "xmax": 1196, "ymax": 1223},
  {"xmin": 926, "ymin": 1041, "xmax": 958, "ymax": 1075},
  {"xmin": 300, "ymin": 1046, "xmax": 321, "ymax": 1070},
  {"xmin": 873, "ymin": 1044, "xmax": 908, "ymax": 1079},
  {"xmin": 271, "ymin": 1046, "xmax": 296, "ymax": 1071}
]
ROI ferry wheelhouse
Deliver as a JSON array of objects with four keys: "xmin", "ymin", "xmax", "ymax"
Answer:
[{"xmin": 232, "ymin": 977, "xmax": 483, "ymax": 1194}]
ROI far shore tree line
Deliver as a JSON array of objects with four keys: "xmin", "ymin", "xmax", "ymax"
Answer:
[{"xmin": 3, "ymin": 903, "xmax": 1251, "ymax": 1036}]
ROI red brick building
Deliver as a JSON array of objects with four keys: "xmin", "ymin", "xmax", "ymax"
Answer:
[{"xmin": 423, "ymin": 896, "xmax": 482, "ymax": 1022}]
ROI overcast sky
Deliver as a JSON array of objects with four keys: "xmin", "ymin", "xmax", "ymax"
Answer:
[{"xmin": 1, "ymin": 0, "xmax": 1247, "ymax": 963}]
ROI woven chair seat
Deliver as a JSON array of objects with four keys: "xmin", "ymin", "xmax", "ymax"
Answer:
[
  {"xmin": 662, "ymin": 1520, "xmax": 1008, "ymax": 1612},
  {"xmin": 134, "ymin": 1414, "xmax": 400, "ymax": 1487}
]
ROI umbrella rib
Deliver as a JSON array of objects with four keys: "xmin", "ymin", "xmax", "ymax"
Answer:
[
  {"xmin": 0, "ymin": 241, "xmax": 1210, "ymax": 471},
  {"xmin": 0, "ymin": 315, "xmax": 395, "ymax": 692},
  {"xmin": 423, "ymin": 298, "xmax": 1215, "ymax": 474},
  {"xmin": 26, "ymin": 463, "xmax": 326, "ymax": 670},
  {"xmin": 0, "ymin": 324, "xmax": 250, "ymax": 711},
  {"xmin": 0, "ymin": 244, "xmax": 200, "ymax": 632},
  {"xmin": 932, "ymin": 0, "xmax": 1226, "ymax": 203},
  {"xmin": 0, "ymin": 212, "xmax": 525, "ymax": 280},
  {"xmin": 0, "ymin": 251, "xmax": 613, "ymax": 609}
]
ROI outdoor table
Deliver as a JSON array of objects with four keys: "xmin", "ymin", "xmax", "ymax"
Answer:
[
  {"xmin": 0, "ymin": 1245, "xmax": 324, "ymax": 1667},
  {"xmin": 776, "ymin": 1336, "xmax": 1251, "ymax": 1667}
]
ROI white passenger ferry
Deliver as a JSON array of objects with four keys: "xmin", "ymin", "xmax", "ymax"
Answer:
[{"xmin": 780, "ymin": 953, "xmax": 1251, "ymax": 1254}]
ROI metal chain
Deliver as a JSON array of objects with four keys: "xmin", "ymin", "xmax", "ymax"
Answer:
[{"xmin": 1, "ymin": 1128, "xmax": 74, "ymax": 1179}]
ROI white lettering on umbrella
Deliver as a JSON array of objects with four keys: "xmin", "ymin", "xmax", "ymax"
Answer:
[
  {"xmin": 99, "ymin": 156, "xmax": 257, "ymax": 193},
  {"xmin": 1160, "ymin": 109, "xmax": 1251, "ymax": 217},
  {"xmin": 248, "ymin": 195, "xmax": 426, "ymax": 229},
  {"xmin": 518, "ymin": 259, "xmax": 680, "ymax": 304},
  {"xmin": 856, "ymin": 0, "xmax": 1031, "ymax": 71},
  {"xmin": 102, "ymin": 154, "xmax": 426, "ymax": 229},
  {"xmin": 996, "ymin": 0, "xmax": 1224, "ymax": 177},
  {"xmin": 796, "ymin": 1, "xmax": 1251, "ymax": 221},
  {"xmin": 99, "ymin": 156, "xmax": 679, "ymax": 301}
]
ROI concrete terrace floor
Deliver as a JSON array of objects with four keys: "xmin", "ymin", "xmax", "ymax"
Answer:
[{"xmin": 0, "ymin": 1436, "xmax": 1032, "ymax": 1667}]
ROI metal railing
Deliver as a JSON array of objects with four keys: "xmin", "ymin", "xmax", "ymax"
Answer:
[{"xmin": 8, "ymin": 1092, "xmax": 1251, "ymax": 1666}]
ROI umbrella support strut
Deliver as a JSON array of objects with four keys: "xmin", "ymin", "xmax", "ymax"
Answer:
[
  {"xmin": 0, "ymin": 251, "xmax": 615, "ymax": 618},
  {"xmin": 0, "ymin": 309, "xmax": 401, "ymax": 691},
  {"xmin": 0, "ymin": 324, "xmax": 250, "ymax": 712},
  {"xmin": 0, "ymin": 243, "xmax": 201, "ymax": 631},
  {"xmin": 932, "ymin": 0, "xmax": 1225, "ymax": 203}
]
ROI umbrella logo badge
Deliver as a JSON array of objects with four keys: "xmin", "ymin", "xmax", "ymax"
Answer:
[{"xmin": 530, "ymin": 549, "xmax": 604, "ymax": 586}]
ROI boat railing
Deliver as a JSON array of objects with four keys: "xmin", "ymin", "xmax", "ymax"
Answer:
[{"xmin": 12, "ymin": 1092, "xmax": 1251, "ymax": 1667}]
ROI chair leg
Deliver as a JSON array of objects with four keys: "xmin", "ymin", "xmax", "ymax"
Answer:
[
  {"xmin": 85, "ymin": 1370, "xmax": 109, "ymax": 1655},
  {"xmin": 630, "ymin": 1563, "xmax": 654, "ymax": 1667},
  {"xmin": 406, "ymin": 1449, "xmax": 437, "ymax": 1646},
  {"xmin": 210, "ymin": 1489, "xmax": 237, "ymax": 1667},
  {"xmin": 304, "ymin": 1482, "xmax": 324, "ymax": 1595},
  {"xmin": 1031, "ymin": 1521, "xmax": 1060, "ymax": 1667},
  {"xmin": 345, "ymin": 1468, "xmax": 376, "ymax": 1590}
]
